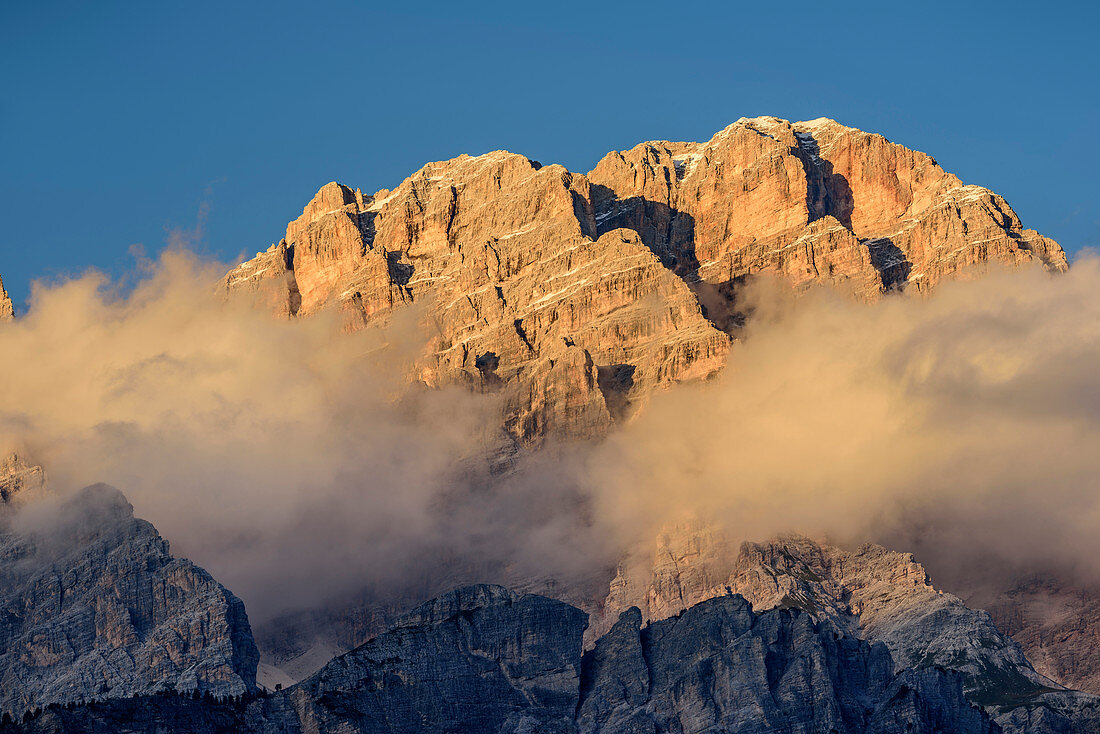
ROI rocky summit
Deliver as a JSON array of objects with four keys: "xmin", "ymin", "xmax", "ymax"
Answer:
[
  {"xmin": 0, "ymin": 118, "xmax": 1089, "ymax": 733},
  {"xmin": 222, "ymin": 117, "xmax": 1065, "ymax": 443},
  {"xmin": 0, "ymin": 584, "xmax": 999, "ymax": 734},
  {"xmin": 0, "ymin": 483, "xmax": 259, "ymax": 715},
  {"xmin": 589, "ymin": 118, "xmax": 1064, "ymax": 301}
]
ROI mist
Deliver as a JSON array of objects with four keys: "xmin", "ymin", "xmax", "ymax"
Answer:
[
  {"xmin": 0, "ymin": 251, "xmax": 602, "ymax": 620},
  {"xmin": 2, "ymin": 251, "xmax": 1100, "ymax": 624},
  {"xmin": 590, "ymin": 257, "xmax": 1100, "ymax": 592}
]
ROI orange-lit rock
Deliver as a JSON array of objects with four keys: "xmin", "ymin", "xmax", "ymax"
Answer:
[
  {"xmin": 225, "ymin": 153, "xmax": 729, "ymax": 442},
  {"xmin": 588, "ymin": 116, "xmax": 1066, "ymax": 299},
  {"xmin": 224, "ymin": 118, "xmax": 1066, "ymax": 441}
]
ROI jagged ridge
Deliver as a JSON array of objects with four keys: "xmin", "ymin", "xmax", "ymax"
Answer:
[
  {"xmin": 1, "ymin": 584, "xmax": 998, "ymax": 734},
  {"xmin": 600, "ymin": 526, "xmax": 1100, "ymax": 732}
]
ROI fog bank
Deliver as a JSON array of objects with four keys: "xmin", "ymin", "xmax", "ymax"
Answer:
[{"xmin": 3, "ymin": 252, "xmax": 1100, "ymax": 619}]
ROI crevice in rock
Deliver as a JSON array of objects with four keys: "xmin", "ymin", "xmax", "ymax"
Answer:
[
  {"xmin": 513, "ymin": 319, "xmax": 534, "ymax": 353},
  {"xmin": 474, "ymin": 352, "xmax": 502, "ymax": 391},
  {"xmin": 792, "ymin": 130, "xmax": 854, "ymax": 229},
  {"xmin": 866, "ymin": 237, "xmax": 913, "ymax": 291},
  {"xmin": 595, "ymin": 364, "xmax": 636, "ymax": 423},
  {"xmin": 283, "ymin": 243, "xmax": 301, "ymax": 318}
]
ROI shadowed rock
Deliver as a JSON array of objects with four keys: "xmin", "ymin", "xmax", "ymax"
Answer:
[
  {"xmin": 0, "ymin": 584, "xmax": 1000, "ymax": 733},
  {"xmin": 599, "ymin": 526, "xmax": 1100, "ymax": 733},
  {"xmin": 0, "ymin": 484, "xmax": 259, "ymax": 714}
]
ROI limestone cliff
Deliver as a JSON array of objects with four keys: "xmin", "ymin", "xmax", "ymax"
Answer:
[
  {"xmin": 589, "ymin": 117, "xmax": 1066, "ymax": 305},
  {"xmin": 0, "ymin": 484, "xmax": 259, "ymax": 714},
  {"xmin": 225, "ymin": 159, "xmax": 729, "ymax": 442}
]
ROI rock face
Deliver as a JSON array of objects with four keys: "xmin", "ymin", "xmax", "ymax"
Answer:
[
  {"xmin": 222, "ymin": 118, "xmax": 1065, "ymax": 442},
  {"xmin": 253, "ymin": 558, "xmax": 614, "ymax": 690},
  {"xmin": 0, "ymin": 484, "xmax": 259, "ymax": 714},
  {"xmin": 0, "ymin": 275, "xmax": 12, "ymax": 322},
  {"xmin": 224, "ymin": 159, "xmax": 730, "ymax": 443},
  {"xmin": 0, "ymin": 454, "xmax": 45, "ymax": 505},
  {"xmin": 0, "ymin": 585, "xmax": 998, "ymax": 734},
  {"xmin": 578, "ymin": 595, "xmax": 994, "ymax": 734},
  {"xmin": 277, "ymin": 584, "xmax": 585, "ymax": 733},
  {"xmin": 600, "ymin": 526, "xmax": 1100, "ymax": 733},
  {"xmin": 588, "ymin": 117, "xmax": 1066, "ymax": 307}
]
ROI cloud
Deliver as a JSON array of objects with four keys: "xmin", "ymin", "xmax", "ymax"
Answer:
[
  {"xmin": 587, "ymin": 257, "xmax": 1100, "ymax": 591},
  {"xmin": 0, "ymin": 252, "xmax": 535, "ymax": 618},
  {"xmin": 3, "ymin": 250, "xmax": 1100, "ymax": 627}
]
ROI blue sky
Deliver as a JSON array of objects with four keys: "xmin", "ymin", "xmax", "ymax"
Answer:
[{"xmin": 2, "ymin": 0, "xmax": 1097, "ymax": 307}]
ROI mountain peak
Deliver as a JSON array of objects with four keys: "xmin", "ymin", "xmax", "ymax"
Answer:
[{"xmin": 222, "ymin": 119, "xmax": 1065, "ymax": 444}]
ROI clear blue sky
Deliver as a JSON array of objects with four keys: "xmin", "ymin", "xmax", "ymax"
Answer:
[{"xmin": 2, "ymin": 0, "xmax": 1097, "ymax": 307}]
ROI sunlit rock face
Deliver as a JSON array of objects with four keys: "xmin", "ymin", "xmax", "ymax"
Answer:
[
  {"xmin": 588, "ymin": 116, "xmax": 1066, "ymax": 305},
  {"xmin": 0, "ymin": 275, "xmax": 13, "ymax": 322},
  {"xmin": 224, "ymin": 154, "xmax": 730, "ymax": 443},
  {"xmin": 0, "ymin": 484, "xmax": 259, "ymax": 715},
  {"xmin": 223, "ymin": 118, "xmax": 1064, "ymax": 443}
]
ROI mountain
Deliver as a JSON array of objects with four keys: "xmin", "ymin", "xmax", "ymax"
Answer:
[
  {"xmin": 222, "ymin": 117, "xmax": 1065, "ymax": 443},
  {"xmin": 212, "ymin": 117, "xmax": 1093, "ymax": 723},
  {"xmin": 0, "ymin": 584, "xmax": 998, "ymax": 734},
  {"xmin": 224, "ymin": 161, "xmax": 729, "ymax": 442},
  {"xmin": 0, "ymin": 118, "xmax": 1088, "ymax": 731},
  {"xmin": 600, "ymin": 525, "xmax": 1100, "ymax": 732},
  {"xmin": 588, "ymin": 117, "xmax": 1065, "ymax": 304},
  {"xmin": 0, "ymin": 481, "xmax": 259, "ymax": 715},
  {"xmin": 1, "ymin": 479, "xmax": 1090, "ymax": 732}
]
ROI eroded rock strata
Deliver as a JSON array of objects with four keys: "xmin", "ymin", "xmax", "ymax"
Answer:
[{"xmin": 589, "ymin": 117, "xmax": 1065, "ymax": 298}]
